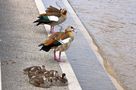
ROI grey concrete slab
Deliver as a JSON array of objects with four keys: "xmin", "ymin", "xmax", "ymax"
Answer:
[
  {"xmin": 43, "ymin": 0, "xmax": 116, "ymax": 90},
  {"xmin": 0, "ymin": 0, "xmax": 68, "ymax": 90},
  {"xmin": 68, "ymin": 0, "xmax": 136, "ymax": 90}
]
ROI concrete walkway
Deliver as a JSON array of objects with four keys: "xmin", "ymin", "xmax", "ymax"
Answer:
[
  {"xmin": 68, "ymin": 0, "xmax": 136, "ymax": 90},
  {"xmin": 0, "ymin": 0, "xmax": 68, "ymax": 90}
]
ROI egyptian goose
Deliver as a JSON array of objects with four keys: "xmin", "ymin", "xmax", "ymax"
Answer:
[
  {"xmin": 39, "ymin": 26, "xmax": 75, "ymax": 62},
  {"xmin": 33, "ymin": 6, "xmax": 67, "ymax": 33}
]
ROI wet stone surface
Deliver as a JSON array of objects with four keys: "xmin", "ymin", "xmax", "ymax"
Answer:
[{"xmin": 68, "ymin": 0, "xmax": 136, "ymax": 90}]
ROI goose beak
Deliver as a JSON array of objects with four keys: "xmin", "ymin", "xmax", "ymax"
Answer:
[
  {"xmin": 71, "ymin": 27, "xmax": 75, "ymax": 32},
  {"xmin": 73, "ymin": 28, "xmax": 77, "ymax": 33}
]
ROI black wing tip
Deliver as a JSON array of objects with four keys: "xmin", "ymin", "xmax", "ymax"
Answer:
[
  {"xmin": 38, "ymin": 44, "xmax": 51, "ymax": 52},
  {"xmin": 38, "ymin": 44, "xmax": 43, "ymax": 47},
  {"xmin": 33, "ymin": 20, "xmax": 38, "ymax": 23}
]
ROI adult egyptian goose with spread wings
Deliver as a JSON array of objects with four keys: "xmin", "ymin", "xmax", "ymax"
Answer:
[
  {"xmin": 39, "ymin": 26, "xmax": 75, "ymax": 62},
  {"xmin": 34, "ymin": 6, "xmax": 67, "ymax": 33}
]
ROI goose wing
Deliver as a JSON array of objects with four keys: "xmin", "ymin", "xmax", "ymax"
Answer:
[
  {"xmin": 45, "ymin": 6, "xmax": 61, "ymax": 17},
  {"xmin": 55, "ymin": 38, "xmax": 72, "ymax": 52},
  {"xmin": 59, "ymin": 37, "xmax": 71, "ymax": 44},
  {"xmin": 44, "ymin": 32, "xmax": 64, "ymax": 45},
  {"xmin": 37, "ymin": 15, "xmax": 59, "ymax": 24}
]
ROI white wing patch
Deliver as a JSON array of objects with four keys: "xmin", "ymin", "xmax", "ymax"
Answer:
[
  {"xmin": 59, "ymin": 38, "xmax": 71, "ymax": 44},
  {"xmin": 48, "ymin": 16, "xmax": 59, "ymax": 21}
]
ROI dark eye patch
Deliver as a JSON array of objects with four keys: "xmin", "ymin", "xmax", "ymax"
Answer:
[{"xmin": 71, "ymin": 26, "xmax": 74, "ymax": 29}]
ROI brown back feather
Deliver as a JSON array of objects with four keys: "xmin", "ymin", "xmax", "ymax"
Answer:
[
  {"xmin": 45, "ymin": 6, "xmax": 61, "ymax": 17},
  {"xmin": 43, "ymin": 32, "xmax": 69, "ymax": 45}
]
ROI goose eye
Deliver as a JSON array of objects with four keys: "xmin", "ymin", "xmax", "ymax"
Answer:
[{"xmin": 71, "ymin": 26, "xmax": 74, "ymax": 29}]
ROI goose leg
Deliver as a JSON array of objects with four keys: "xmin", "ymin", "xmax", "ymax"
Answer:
[
  {"xmin": 50, "ymin": 26, "xmax": 54, "ymax": 33},
  {"xmin": 54, "ymin": 50, "xmax": 61, "ymax": 62},
  {"xmin": 54, "ymin": 50, "xmax": 57, "ymax": 60},
  {"xmin": 58, "ymin": 51, "xmax": 61, "ymax": 61}
]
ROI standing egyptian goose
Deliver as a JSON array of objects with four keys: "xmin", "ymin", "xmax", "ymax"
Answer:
[
  {"xmin": 33, "ymin": 6, "xmax": 67, "ymax": 33},
  {"xmin": 39, "ymin": 26, "xmax": 75, "ymax": 62}
]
